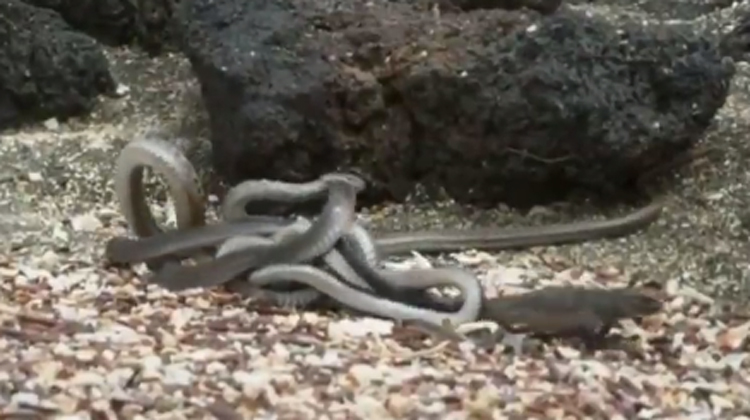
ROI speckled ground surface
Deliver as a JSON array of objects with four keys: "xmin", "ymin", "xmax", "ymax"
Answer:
[{"xmin": 2, "ymin": 2, "xmax": 750, "ymax": 418}]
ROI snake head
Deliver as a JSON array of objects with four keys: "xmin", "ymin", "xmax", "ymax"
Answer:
[{"xmin": 320, "ymin": 172, "xmax": 366, "ymax": 192}]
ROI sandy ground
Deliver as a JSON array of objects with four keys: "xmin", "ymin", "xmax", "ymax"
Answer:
[{"xmin": 2, "ymin": 3, "xmax": 750, "ymax": 419}]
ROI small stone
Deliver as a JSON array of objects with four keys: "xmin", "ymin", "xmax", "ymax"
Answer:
[
  {"xmin": 160, "ymin": 332, "xmax": 179, "ymax": 348},
  {"xmin": 386, "ymin": 393, "xmax": 415, "ymax": 417},
  {"xmin": 106, "ymin": 368, "xmax": 138, "ymax": 387},
  {"xmin": 721, "ymin": 353, "xmax": 748, "ymax": 371},
  {"xmin": 206, "ymin": 362, "xmax": 227, "ymax": 375},
  {"xmin": 43, "ymin": 118, "xmax": 60, "ymax": 130},
  {"xmin": 141, "ymin": 355, "xmax": 163, "ymax": 370},
  {"xmin": 710, "ymin": 394, "xmax": 735, "ymax": 410},
  {"xmin": 52, "ymin": 342, "xmax": 75, "ymax": 357},
  {"xmin": 27, "ymin": 172, "xmax": 43, "ymax": 182},
  {"xmin": 70, "ymin": 371, "xmax": 106, "ymax": 387},
  {"xmin": 233, "ymin": 370, "xmax": 273, "ymax": 399},
  {"xmin": 0, "ymin": 266, "xmax": 19, "ymax": 278},
  {"xmin": 96, "ymin": 208, "xmax": 121, "ymax": 220},
  {"xmin": 717, "ymin": 321, "xmax": 750, "ymax": 351},
  {"xmin": 348, "ymin": 364, "xmax": 383, "ymax": 387},
  {"xmin": 75, "ymin": 349, "xmax": 98, "ymax": 363},
  {"xmin": 450, "ymin": 250, "xmax": 496, "ymax": 266},
  {"xmin": 11, "ymin": 391, "xmax": 40, "ymax": 406},
  {"xmin": 50, "ymin": 394, "xmax": 80, "ymax": 414},
  {"xmin": 484, "ymin": 266, "xmax": 529, "ymax": 287},
  {"xmin": 554, "ymin": 345, "xmax": 581, "ymax": 360},
  {"xmin": 163, "ymin": 365, "xmax": 193, "ymax": 387},
  {"xmin": 233, "ymin": 370, "xmax": 271, "ymax": 387},
  {"xmin": 595, "ymin": 265, "xmax": 621, "ymax": 279},
  {"xmin": 52, "ymin": 224, "xmax": 70, "ymax": 243},
  {"xmin": 114, "ymin": 84, "xmax": 131, "ymax": 97},
  {"xmin": 38, "ymin": 250, "xmax": 60, "ymax": 270},
  {"xmin": 169, "ymin": 307, "xmax": 197, "ymax": 331},
  {"xmin": 705, "ymin": 192, "xmax": 724, "ymax": 201},
  {"xmin": 70, "ymin": 213, "xmax": 103, "ymax": 232},
  {"xmin": 527, "ymin": 205, "xmax": 555, "ymax": 218},
  {"xmin": 328, "ymin": 318, "xmax": 393, "ymax": 340},
  {"xmin": 465, "ymin": 386, "xmax": 500, "ymax": 417},
  {"xmin": 352, "ymin": 395, "xmax": 389, "ymax": 418}
]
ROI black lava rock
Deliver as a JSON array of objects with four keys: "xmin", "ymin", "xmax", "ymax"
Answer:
[
  {"xmin": 21, "ymin": 0, "xmax": 178, "ymax": 55},
  {"xmin": 174, "ymin": 0, "xmax": 733, "ymax": 208},
  {"xmin": 0, "ymin": 0, "xmax": 117, "ymax": 130}
]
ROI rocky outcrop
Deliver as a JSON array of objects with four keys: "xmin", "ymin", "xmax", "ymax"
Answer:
[
  {"xmin": 21, "ymin": 0, "xmax": 177, "ymax": 55},
  {"xmin": 22, "ymin": 0, "xmax": 137, "ymax": 45},
  {"xmin": 175, "ymin": 0, "xmax": 734, "ymax": 208},
  {"xmin": 0, "ymin": 0, "xmax": 117, "ymax": 130}
]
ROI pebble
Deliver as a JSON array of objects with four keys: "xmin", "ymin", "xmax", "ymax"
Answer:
[
  {"xmin": 70, "ymin": 371, "xmax": 106, "ymax": 387},
  {"xmin": 70, "ymin": 213, "xmax": 103, "ymax": 232},
  {"xmin": 141, "ymin": 355, "xmax": 163, "ymax": 371},
  {"xmin": 11, "ymin": 391, "xmax": 40, "ymax": 406},
  {"xmin": 162, "ymin": 365, "xmax": 194, "ymax": 387},
  {"xmin": 38, "ymin": 250, "xmax": 60, "ymax": 270},
  {"xmin": 43, "ymin": 118, "xmax": 60, "ymax": 131},
  {"xmin": 328, "ymin": 318, "xmax": 393, "ymax": 339},
  {"xmin": 233, "ymin": 370, "xmax": 273, "ymax": 399},
  {"xmin": 348, "ymin": 364, "xmax": 384, "ymax": 386}
]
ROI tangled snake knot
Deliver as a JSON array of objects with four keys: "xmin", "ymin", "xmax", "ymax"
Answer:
[{"xmin": 105, "ymin": 136, "xmax": 484, "ymax": 328}]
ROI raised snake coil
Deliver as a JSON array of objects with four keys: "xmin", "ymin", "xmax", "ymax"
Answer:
[
  {"xmin": 106, "ymin": 137, "xmax": 664, "ymax": 327},
  {"xmin": 112, "ymin": 137, "xmax": 206, "ymax": 270}
]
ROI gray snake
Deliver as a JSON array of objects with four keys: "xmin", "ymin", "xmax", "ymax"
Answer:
[{"xmin": 108, "ymin": 137, "xmax": 663, "ymax": 326}]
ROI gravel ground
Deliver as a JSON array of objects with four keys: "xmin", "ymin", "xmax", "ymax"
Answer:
[{"xmin": 3, "ymin": 3, "xmax": 750, "ymax": 419}]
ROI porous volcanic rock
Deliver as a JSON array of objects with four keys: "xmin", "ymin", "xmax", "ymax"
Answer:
[
  {"xmin": 175, "ymin": 0, "xmax": 734, "ymax": 208},
  {"xmin": 21, "ymin": 0, "xmax": 178, "ymax": 55},
  {"xmin": 0, "ymin": 0, "xmax": 117, "ymax": 130}
]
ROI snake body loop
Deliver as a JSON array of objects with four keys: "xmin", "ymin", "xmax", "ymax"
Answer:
[
  {"xmin": 341, "ymin": 223, "xmax": 380, "ymax": 266},
  {"xmin": 216, "ymin": 217, "xmax": 380, "ymax": 307},
  {"xmin": 215, "ymin": 221, "xmax": 325, "ymax": 308},
  {"xmin": 148, "ymin": 174, "xmax": 362, "ymax": 291},
  {"xmin": 114, "ymin": 137, "xmax": 205, "ymax": 236},
  {"xmin": 113, "ymin": 137, "xmax": 206, "ymax": 270},
  {"xmin": 214, "ymin": 215, "xmax": 480, "ymax": 323},
  {"xmin": 105, "ymin": 215, "xmax": 293, "ymax": 264},
  {"xmin": 111, "ymin": 138, "xmax": 349, "ymax": 304},
  {"xmin": 248, "ymin": 264, "xmax": 482, "ymax": 326},
  {"xmin": 221, "ymin": 173, "xmax": 365, "ymax": 221}
]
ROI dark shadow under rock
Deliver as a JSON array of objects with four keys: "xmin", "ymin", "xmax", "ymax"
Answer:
[
  {"xmin": 432, "ymin": 0, "xmax": 562, "ymax": 15},
  {"xmin": 0, "ymin": 0, "xmax": 117, "ymax": 131},
  {"xmin": 175, "ymin": 0, "xmax": 733, "ymax": 209}
]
